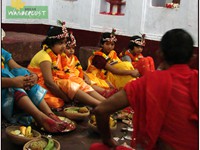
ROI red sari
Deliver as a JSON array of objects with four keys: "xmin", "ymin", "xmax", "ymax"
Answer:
[
  {"xmin": 90, "ymin": 65, "xmax": 198, "ymax": 150},
  {"xmin": 125, "ymin": 64, "xmax": 198, "ymax": 150},
  {"xmin": 119, "ymin": 50, "xmax": 155, "ymax": 76}
]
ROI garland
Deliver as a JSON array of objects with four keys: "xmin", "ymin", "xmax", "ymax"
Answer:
[
  {"xmin": 66, "ymin": 54, "xmax": 83, "ymax": 78},
  {"xmin": 93, "ymin": 51, "xmax": 110, "ymax": 79},
  {"xmin": 125, "ymin": 50, "xmax": 143, "ymax": 62},
  {"xmin": 43, "ymin": 45, "xmax": 70, "ymax": 78},
  {"xmin": 75, "ymin": 62, "xmax": 83, "ymax": 78},
  {"xmin": 134, "ymin": 54, "xmax": 143, "ymax": 62},
  {"xmin": 129, "ymin": 51, "xmax": 143, "ymax": 62},
  {"xmin": 93, "ymin": 51, "xmax": 110, "ymax": 61}
]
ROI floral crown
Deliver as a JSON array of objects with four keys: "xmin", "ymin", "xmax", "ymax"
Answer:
[
  {"xmin": 48, "ymin": 20, "xmax": 69, "ymax": 39},
  {"xmin": 102, "ymin": 28, "xmax": 117, "ymax": 43},
  {"xmin": 130, "ymin": 34, "xmax": 146, "ymax": 46},
  {"xmin": 66, "ymin": 31, "xmax": 76, "ymax": 47}
]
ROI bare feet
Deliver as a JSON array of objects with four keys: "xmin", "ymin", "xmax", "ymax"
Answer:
[
  {"xmin": 35, "ymin": 114, "xmax": 66, "ymax": 133},
  {"xmin": 42, "ymin": 118, "xmax": 66, "ymax": 133},
  {"xmin": 48, "ymin": 113, "xmax": 63, "ymax": 122},
  {"xmin": 48, "ymin": 113, "xmax": 75, "ymax": 131}
]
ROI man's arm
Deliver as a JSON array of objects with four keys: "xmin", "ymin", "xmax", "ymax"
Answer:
[{"xmin": 94, "ymin": 89, "xmax": 130, "ymax": 148}]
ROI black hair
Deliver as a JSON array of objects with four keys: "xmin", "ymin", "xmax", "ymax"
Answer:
[
  {"xmin": 99, "ymin": 32, "xmax": 117, "ymax": 46},
  {"xmin": 160, "ymin": 28, "xmax": 194, "ymax": 65},
  {"xmin": 41, "ymin": 26, "xmax": 65, "ymax": 48},
  {"xmin": 128, "ymin": 35, "xmax": 142, "ymax": 50}
]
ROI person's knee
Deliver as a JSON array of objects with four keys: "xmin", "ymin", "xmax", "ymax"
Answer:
[{"xmin": 14, "ymin": 91, "xmax": 28, "ymax": 103}]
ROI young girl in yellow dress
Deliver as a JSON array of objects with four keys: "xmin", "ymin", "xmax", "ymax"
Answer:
[
  {"xmin": 86, "ymin": 29, "xmax": 140, "ymax": 90},
  {"xmin": 28, "ymin": 21, "xmax": 105, "ymax": 110}
]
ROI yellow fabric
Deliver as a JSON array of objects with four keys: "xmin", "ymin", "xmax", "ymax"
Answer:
[
  {"xmin": 86, "ymin": 50, "xmax": 111, "ymax": 88},
  {"xmin": 106, "ymin": 61, "xmax": 136, "ymax": 89},
  {"xmin": 86, "ymin": 49, "xmax": 136, "ymax": 90},
  {"xmin": 29, "ymin": 50, "xmax": 52, "ymax": 67},
  {"xmin": 28, "ymin": 49, "xmax": 94, "ymax": 109},
  {"xmin": 86, "ymin": 72, "xmax": 111, "ymax": 88}
]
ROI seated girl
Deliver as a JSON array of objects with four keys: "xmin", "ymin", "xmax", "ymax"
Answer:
[
  {"xmin": 64, "ymin": 31, "xmax": 117, "ymax": 98},
  {"xmin": 119, "ymin": 35, "xmax": 155, "ymax": 76},
  {"xmin": 28, "ymin": 21, "xmax": 105, "ymax": 110},
  {"xmin": 2, "ymin": 29, "xmax": 67, "ymax": 133},
  {"xmin": 86, "ymin": 29, "xmax": 140, "ymax": 90}
]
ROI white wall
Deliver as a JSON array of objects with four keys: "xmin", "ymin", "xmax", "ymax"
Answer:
[
  {"xmin": 2, "ymin": 0, "xmax": 198, "ymax": 46},
  {"xmin": 143, "ymin": 0, "xmax": 198, "ymax": 45}
]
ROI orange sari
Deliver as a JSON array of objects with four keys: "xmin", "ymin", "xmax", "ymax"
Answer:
[
  {"xmin": 28, "ymin": 49, "xmax": 93, "ymax": 109},
  {"xmin": 64, "ymin": 54, "xmax": 84, "ymax": 79}
]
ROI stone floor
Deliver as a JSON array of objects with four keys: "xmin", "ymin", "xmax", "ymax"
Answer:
[{"xmin": 1, "ymin": 117, "xmax": 132, "ymax": 150}]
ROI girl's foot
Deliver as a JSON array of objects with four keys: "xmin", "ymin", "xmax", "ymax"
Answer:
[
  {"xmin": 48, "ymin": 113, "xmax": 63, "ymax": 122},
  {"xmin": 48, "ymin": 113, "xmax": 75, "ymax": 131},
  {"xmin": 42, "ymin": 118, "xmax": 66, "ymax": 133}
]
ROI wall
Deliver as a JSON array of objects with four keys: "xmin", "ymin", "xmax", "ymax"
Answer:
[
  {"xmin": 1, "ymin": 0, "xmax": 198, "ymax": 69},
  {"xmin": 1, "ymin": 23, "xmax": 198, "ymax": 70},
  {"xmin": 143, "ymin": 0, "xmax": 198, "ymax": 45},
  {"xmin": 2, "ymin": 0, "xmax": 198, "ymax": 46}
]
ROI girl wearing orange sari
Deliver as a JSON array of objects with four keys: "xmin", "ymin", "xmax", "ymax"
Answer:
[
  {"xmin": 28, "ymin": 21, "xmax": 105, "ymax": 109},
  {"xmin": 64, "ymin": 32, "xmax": 118, "ymax": 98},
  {"xmin": 119, "ymin": 35, "xmax": 155, "ymax": 76},
  {"xmin": 64, "ymin": 31, "xmax": 84, "ymax": 79},
  {"xmin": 86, "ymin": 29, "xmax": 140, "ymax": 90}
]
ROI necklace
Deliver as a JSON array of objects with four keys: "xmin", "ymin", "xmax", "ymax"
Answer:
[
  {"xmin": 43, "ymin": 45, "xmax": 70, "ymax": 78},
  {"xmin": 93, "ymin": 51, "xmax": 110, "ymax": 61},
  {"xmin": 93, "ymin": 51, "xmax": 111, "ymax": 79}
]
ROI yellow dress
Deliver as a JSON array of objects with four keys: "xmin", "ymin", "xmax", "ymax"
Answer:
[
  {"xmin": 86, "ymin": 49, "xmax": 136, "ymax": 90},
  {"xmin": 28, "ymin": 49, "xmax": 94, "ymax": 109}
]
